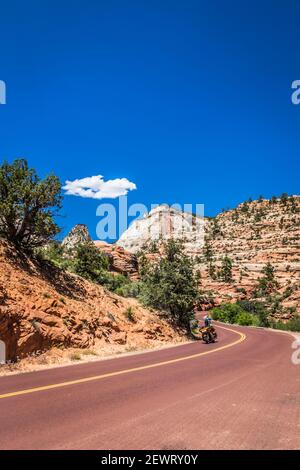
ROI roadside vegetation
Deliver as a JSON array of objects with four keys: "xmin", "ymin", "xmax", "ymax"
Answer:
[
  {"xmin": 212, "ymin": 263, "xmax": 300, "ymax": 332},
  {"xmin": 38, "ymin": 240, "xmax": 132, "ymax": 294},
  {"xmin": 269, "ymin": 318, "xmax": 300, "ymax": 332},
  {"xmin": 40, "ymin": 238, "xmax": 200, "ymax": 327},
  {"xmin": 212, "ymin": 301, "xmax": 268, "ymax": 327},
  {"xmin": 212, "ymin": 301, "xmax": 300, "ymax": 331}
]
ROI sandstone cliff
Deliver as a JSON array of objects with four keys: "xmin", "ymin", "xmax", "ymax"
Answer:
[
  {"xmin": 94, "ymin": 241, "xmax": 139, "ymax": 279},
  {"xmin": 198, "ymin": 197, "xmax": 300, "ymax": 316}
]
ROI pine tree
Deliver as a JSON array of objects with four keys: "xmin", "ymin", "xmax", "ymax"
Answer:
[
  {"xmin": 0, "ymin": 159, "xmax": 62, "ymax": 251},
  {"xmin": 140, "ymin": 239, "xmax": 199, "ymax": 325},
  {"xmin": 254, "ymin": 262, "xmax": 279, "ymax": 296},
  {"xmin": 219, "ymin": 256, "xmax": 233, "ymax": 283}
]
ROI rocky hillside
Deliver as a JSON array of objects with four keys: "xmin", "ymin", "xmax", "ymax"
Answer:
[
  {"xmin": 117, "ymin": 197, "xmax": 300, "ymax": 317},
  {"xmin": 0, "ymin": 241, "xmax": 184, "ymax": 362},
  {"xmin": 197, "ymin": 196, "xmax": 300, "ymax": 317}
]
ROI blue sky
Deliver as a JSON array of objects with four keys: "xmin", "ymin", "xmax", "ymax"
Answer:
[{"xmin": 0, "ymin": 0, "xmax": 299, "ymax": 241}]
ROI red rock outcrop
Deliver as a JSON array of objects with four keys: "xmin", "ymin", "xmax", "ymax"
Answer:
[{"xmin": 94, "ymin": 241, "xmax": 139, "ymax": 279}]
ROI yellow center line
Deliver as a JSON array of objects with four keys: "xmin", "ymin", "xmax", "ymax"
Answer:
[{"xmin": 0, "ymin": 326, "xmax": 246, "ymax": 399}]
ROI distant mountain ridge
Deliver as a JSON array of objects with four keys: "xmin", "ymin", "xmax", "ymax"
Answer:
[{"xmin": 116, "ymin": 197, "xmax": 300, "ymax": 316}]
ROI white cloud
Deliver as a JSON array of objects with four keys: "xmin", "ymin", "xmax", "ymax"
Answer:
[{"xmin": 63, "ymin": 175, "xmax": 137, "ymax": 200}]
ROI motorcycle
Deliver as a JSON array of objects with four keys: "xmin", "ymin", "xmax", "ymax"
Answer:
[
  {"xmin": 190, "ymin": 319, "xmax": 218, "ymax": 343},
  {"xmin": 200, "ymin": 325, "xmax": 217, "ymax": 344}
]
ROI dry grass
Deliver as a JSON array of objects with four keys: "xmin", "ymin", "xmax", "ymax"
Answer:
[{"xmin": 0, "ymin": 337, "xmax": 188, "ymax": 377}]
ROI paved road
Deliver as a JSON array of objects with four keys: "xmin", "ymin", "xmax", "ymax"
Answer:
[{"xmin": 0, "ymin": 323, "xmax": 299, "ymax": 449}]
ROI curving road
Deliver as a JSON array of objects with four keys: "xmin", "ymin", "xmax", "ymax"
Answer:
[{"xmin": 0, "ymin": 323, "xmax": 299, "ymax": 450}]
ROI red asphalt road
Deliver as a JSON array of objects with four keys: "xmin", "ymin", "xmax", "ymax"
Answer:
[{"xmin": 0, "ymin": 323, "xmax": 299, "ymax": 450}]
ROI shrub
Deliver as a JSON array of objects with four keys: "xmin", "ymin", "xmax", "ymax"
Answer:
[
  {"xmin": 37, "ymin": 239, "xmax": 138, "ymax": 296},
  {"xmin": 80, "ymin": 349, "xmax": 98, "ymax": 356},
  {"xmin": 236, "ymin": 287, "xmax": 247, "ymax": 295},
  {"xmin": 70, "ymin": 353, "xmax": 81, "ymax": 361},
  {"xmin": 99, "ymin": 273, "xmax": 130, "ymax": 292},
  {"xmin": 212, "ymin": 302, "xmax": 260, "ymax": 326},
  {"xmin": 208, "ymin": 263, "xmax": 217, "ymax": 279},
  {"xmin": 36, "ymin": 241, "xmax": 76, "ymax": 271},
  {"xmin": 123, "ymin": 306, "xmax": 135, "ymax": 322},
  {"xmin": 148, "ymin": 241, "xmax": 159, "ymax": 253},
  {"xmin": 115, "ymin": 281, "xmax": 143, "ymax": 298},
  {"xmin": 236, "ymin": 311, "xmax": 257, "ymax": 326},
  {"xmin": 237, "ymin": 300, "xmax": 270, "ymax": 327},
  {"xmin": 271, "ymin": 318, "xmax": 300, "ymax": 332},
  {"xmin": 212, "ymin": 303, "xmax": 244, "ymax": 323},
  {"xmin": 74, "ymin": 243, "xmax": 109, "ymax": 282}
]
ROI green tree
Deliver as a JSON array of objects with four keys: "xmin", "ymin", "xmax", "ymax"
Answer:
[
  {"xmin": 241, "ymin": 202, "xmax": 249, "ymax": 213},
  {"xmin": 148, "ymin": 240, "xmax": 159, "ymax": 253},
  {"xmin": 280, "ymin": 192, "xmax": 289, "ymax": 205},
  {"xmin": 219, "ymin": 256, "xmax": 233, "ymax": 283},
  {"xmin": 0, "ymin": 159, "xmax": 62, "ymax": 251},
  {"xmin": 254, "ymin": 262, "xmax": 279, "ymax": 297},
  {"xmin": 262, "ymin": 262, "xmax": 277, "ymax": 282},
  {"xmin": 203, "ymin": 238, "xmax": 214, "ymax": 263},
  {"xmin": 140, "ymin": 239, "xmax": 199, "ymax": 325},
  {"xmin": 211, "ymin": 219, "xmax": 221, "ymax": 238},
  {"xmin": 231, "ymin": 209, "xmax": 239, "ymax": 222},
  {"xmin": 289, "ymin": 197, "xmax": 298, "ymax": 214},
  {"xmin": 74, "ymin": 243, "xmax": 109, "ymax": 282},
  {"xmin": 208, "ymin": 263, "xmax": 217, "ymax": 280}
]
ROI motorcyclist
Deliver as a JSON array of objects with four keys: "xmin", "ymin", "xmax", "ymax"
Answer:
[
  {"xmin": 203, "ymin": 313, "xmax": 213, "ymax": 328},
  {"xmin": 202, "ymin": 313, "xmax": 216, "ymax": 343}
]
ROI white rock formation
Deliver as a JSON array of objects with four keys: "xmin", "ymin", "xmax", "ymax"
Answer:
[{"xmin": 117, "ymin": 205, "xmax": 205, "ymax": 254}]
